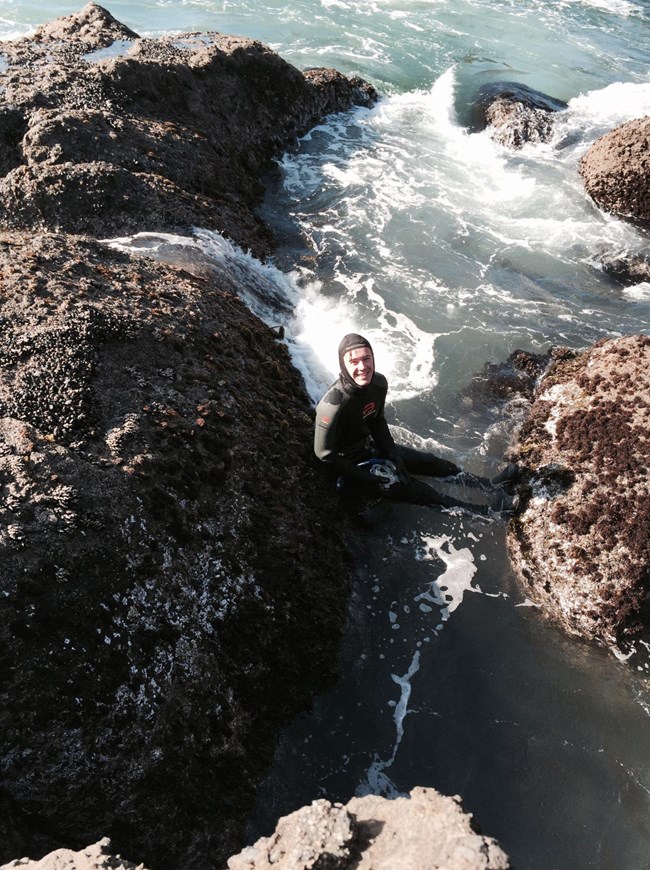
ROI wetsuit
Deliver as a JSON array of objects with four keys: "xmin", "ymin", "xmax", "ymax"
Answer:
[{"xmin": 314, "ymin": 370, "xmax": 492, "ymax": 513}]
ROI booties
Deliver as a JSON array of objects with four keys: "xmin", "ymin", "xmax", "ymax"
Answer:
[
  {"xmin": 491, "ymin": 491, "xmax": 520, "ymax": 514},
  {"xmin": 491, "ymin": 462, "xmax": 522, "ymax": 487}
]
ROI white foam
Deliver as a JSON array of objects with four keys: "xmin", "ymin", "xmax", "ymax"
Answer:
[
  {"xmin": 356, "ymin": 650, "xmax": 420, "ymax": 797},
  {"xmin": 103, "ymin": 229, "xmax": 341, "ymax": 403},
  {"xmin": 516, "ymin": 598, "xmax": 542, "ymax": 608},
  {"xmin": 561, "ymin": 82, "xmax": 650, "ymax": 152},
  {"xmin": 623, "ymin": 282, "xmax": 650, "ymax": 302},
  {"xmin": 415, "ymin": 534, "xmax": 478, "ymax": 622},
  {"xmin": 0, "ymin": 15, "xmax": 33, "ymax": 41},
  {"xmin": 577, "ymin": 0, "xmax": 643, "ymax": 15},
  {"xmin": 611, "ymin": 643, "xmax": 636, "ymax": 662}
]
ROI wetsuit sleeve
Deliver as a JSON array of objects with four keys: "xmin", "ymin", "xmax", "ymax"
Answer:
[
  {"xmin": 314, "ymin": 393, "xmax": 379, "ymax": 486},
  {"xmin": 314, "ymin": 394, "xmax": 343, "ymax": 465},
  {"xmin": 368, "ymin": 377, "xmax": 395, "ymax": 456}
]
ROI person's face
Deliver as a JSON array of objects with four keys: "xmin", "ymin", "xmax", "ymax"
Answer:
[{"xmin": 344, "ymin": 346, "xmax": 374, "ymax": 386}]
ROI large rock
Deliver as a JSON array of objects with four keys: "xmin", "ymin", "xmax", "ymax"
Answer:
[
  {"xmin": 469, "ymin": 82, "xmax": 567, "ymax": 149},
  {"xmin": 227, "ymin": 788, "xmax": 510, "ymax": 870},
  {"xmin": 0, "ymin": 4, "xmax": 377, "ymax": 256},
  {"xmin": 0, "ymin": 229, "xmax": 350, "ymax": 869},
  {"xmin": 579, "ymin": 116, "xmax": 650, "ymax": 225},
  {"xmin": 0, "ymin": 6, "xmax": 378, "ymax": 868},
  {"xmin": 506, "ymin": 335, "xmax": 650, "ymax": 643}
]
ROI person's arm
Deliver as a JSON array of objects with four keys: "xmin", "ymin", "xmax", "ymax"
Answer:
[
  {"xmin": 369, "ymin": 413, "xmax": 394, "ymax": 456},
  {"xmin": 367, "ymin": 375, "xmax": 395, "ymax": 456},
  {"xmin": 314, "ymin": 395, "xmax": 380, "ymax": 487},
  {"xmin": 367, "ymin": 377, "xmax": 410, "ymax": 480}
]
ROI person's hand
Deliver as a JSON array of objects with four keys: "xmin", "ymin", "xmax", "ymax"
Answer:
[{"xmin": 389, "ymin": 451, "xmax": 410, "ymax": 483}]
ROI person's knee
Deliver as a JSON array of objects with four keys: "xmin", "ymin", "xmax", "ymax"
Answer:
[
  {"xmin": 392, "ymin": 444, "xmax": 459, "ymax": 478},
  {"xmin": 386, "ymin": 478, "xmax": 438, "ymax": 505}
]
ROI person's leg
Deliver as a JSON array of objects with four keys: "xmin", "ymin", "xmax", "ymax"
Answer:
[
  {"xmin": 392, "ymin": 444, "xmax": 517, "ymax": 493},
  {"xmin": 392, "ymin": 443, "xmax": 460, "ymax": 477},
  {"xmin": 385, "ymin": 476, "xmax": 493, "ymax": 516}
]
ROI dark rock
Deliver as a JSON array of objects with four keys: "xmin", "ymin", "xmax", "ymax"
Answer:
[
  {"xmin": 0, "ymin": 228, "xmax": 349, "ymax": 870},
  {"xmin": 579, "ymin": 116, "xmax": 650, "ymax": 225},
  {"xmin": 505, "ymin": 334, "xmax": 650, "ymax": 644},
  {"xmin": 461, "ymin": 348, "xmax": 552, "ymax": 408},
  {"xmin": 469, "ymin": 82, "xmax": 567, "ymax": 148},
  {"xmin": 600, "ymin": 253, "xmax": 650, "ymax": 287},
  {"xmin": 0, "ymin": 7, "xmax": 375, "ymax": 868},
  {"xmin": 0, "ymin": 4, "xmax": 378, "ymax": 256},
  {"xmin": 0, "ymin": 107, "xmax": 28, "ymax": 177}
]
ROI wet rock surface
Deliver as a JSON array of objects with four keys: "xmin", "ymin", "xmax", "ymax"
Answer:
[
  {"xmin": 0, "ymin": 2, "xmax": 377, "ymax": 257},
  {"xmin": 226, "ymin": 788, "xmax": 510, "ymax": 870},
  {"xmin": 461, "ymin": 348, "xmax": 551, "ymax": 407},
  {"xmin": 469, "ymin": 82, "xmax": 567, "ymax": 148},
  {"xmin": 600, "ymin": 253, "xmax": 650, "ymax": 287},
  {"xmin": 579, "ymin": 116, "xmax": 650, "ymax": 226},
  {"xmin": 505, "ymin": 335, "xmax": 650, "ymax": 644},
  {"xmin": 0, "ymin": 5, "xmax": 372, "ymax": 869},
  {"xmin": 0, "ymin": 231, "xmax": 350, "ymax": 870}
]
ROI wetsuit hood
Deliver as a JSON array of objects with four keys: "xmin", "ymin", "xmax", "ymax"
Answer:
[{"xmin": 338, "ymin": 333, "xmax": 375, "ymax": 393}]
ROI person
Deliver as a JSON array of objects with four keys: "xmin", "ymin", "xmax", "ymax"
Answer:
[{"xmin": 313, "ymin": 333, "xmax": 519, "ymax": 516}]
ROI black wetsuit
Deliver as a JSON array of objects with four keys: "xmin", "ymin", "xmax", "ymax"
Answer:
[{"xmin": 314, "ymin": 371, "xmax": 492, "ymax": 513}]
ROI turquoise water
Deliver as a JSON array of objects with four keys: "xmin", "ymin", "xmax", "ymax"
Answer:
[{"xmin": 6, "ymin": 2, "xmax": 650, "ymax": 867}]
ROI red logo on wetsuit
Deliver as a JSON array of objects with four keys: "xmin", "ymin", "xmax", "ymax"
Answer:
[{"xmin": 362, "ymin": 402, "xmax": 376, "ymax": 419}]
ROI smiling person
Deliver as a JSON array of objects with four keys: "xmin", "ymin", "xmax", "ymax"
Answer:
[{"xmin": 314, "ymin": 333, "xmax": 518, "ymax": 515}]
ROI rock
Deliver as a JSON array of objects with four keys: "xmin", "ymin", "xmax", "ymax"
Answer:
[
  {"xmin": 32, "ymin": 2, "xmax": 140, "ymax": 48},
  {"xmin": 579, "ymin": 116, "xmax": 650, "ymax": 225},
  {"xmin": 0, "ymin": 230, "xmax": 350, "ymax": 869},
  {"xmin": 0, "ymin": 4, "xmax": 378, "ymax": 256},
  {"xmin": 227, "ymin": 788, "xmax": 510, "ymax": 869},
  {"xmin": 505, "ymin": 335, "xmax": 650, "ymax": 643},
  {"xmin": 0, "ymin": 6, "xmax": 380, "ymax": 869},
  {"xmin": 0, "ymin": 7, "xmax": 378, "ymax": 867},
  {"xmin": 469, "ymin": 82, "xmax": 567, "ymax": 148},
  {"xmin": 0, "ymin": 107, "xmax": 28, "ymax": 177},
  {"xmin": 462, "ymin": 349, "xmax": 552, "ymax": 408},
  {"xmin": 1, "ymin": 837, "xmax": 147, "ymax": 870},
  {"xmin": 600, "ymin": 253, "xmax": 650, "ymax": 287}
]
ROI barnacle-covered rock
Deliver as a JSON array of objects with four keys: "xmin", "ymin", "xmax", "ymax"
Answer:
[
  {"xmin": 506, "ymin": 334, "xmax": 650, "ymax": 643},
  {"xmin": 579, "ymin": 116, "xmax": 650, "ymax": 226},
  {"xmin": 0, "ymin": 3, "xmax": 377, "ymax": 256},
  {"xmin": 0, "ymin": 230, "xmax": 349, "ymax": 869}
]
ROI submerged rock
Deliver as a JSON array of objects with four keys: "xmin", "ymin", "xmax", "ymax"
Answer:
[
  {"xmin": 227, "ymin": 787, "xmax": 510, "ymax": 870},
  {"xmin": 469, "ymin": 82, "xmax": 567, "ymax": 149},
  {"xmin": 579, "ymin": 116, "xmax": 650, "ymax": 226},
  {"xmin": 462, "ymin": 348, "xmax": 551, "ymax": 408},
  {"xmin": 505, "ymin": 334, "xmax": 650, "ymax": 643},
  {"xmin": 0, "ymin": 3, "xmax": 377, "ymax": 256}
]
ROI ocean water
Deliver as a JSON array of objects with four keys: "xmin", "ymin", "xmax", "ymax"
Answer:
[{"xmin": 6, "ymin": 2, "xmax": 650, "ymax": 867}]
